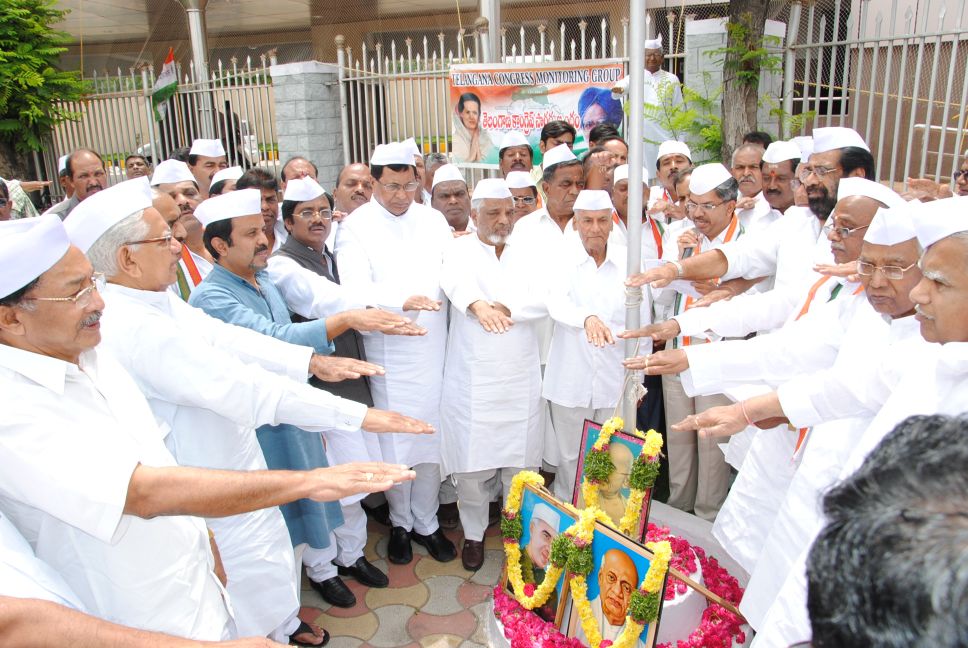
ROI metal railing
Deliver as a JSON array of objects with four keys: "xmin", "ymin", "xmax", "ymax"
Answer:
[
  {"xmin": 47, "ymin": 55, "xmax": 279, "ymax": 201},
  {"xmin": 784, "ymin": 0, "xmax": 968, "ymax": 187}
]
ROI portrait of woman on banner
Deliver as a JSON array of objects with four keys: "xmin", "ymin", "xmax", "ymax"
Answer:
[{"xmin": 452, "ymin": 91, "xmax": 495, "ymax": 163}]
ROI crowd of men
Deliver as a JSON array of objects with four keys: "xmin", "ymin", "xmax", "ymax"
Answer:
[{"xmin": 2, "ymin": 65, "xmax": 968, "ymax": 646}]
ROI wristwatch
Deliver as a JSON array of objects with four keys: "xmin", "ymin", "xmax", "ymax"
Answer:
[{"xmin": 669, "ymin": 260, "xmax": 685, "ymax": 279}]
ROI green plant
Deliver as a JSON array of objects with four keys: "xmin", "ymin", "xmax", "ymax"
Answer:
[
  {"xmin": 711, "ymin": 20, "xmax": 783, "ymax": 87},
  {"xmin": 638, "ymin": 72, "xmax": 723, "ymax": 164},
  {"xmin": 0, "ymin": 0, "xmax": 88, "ymax": 153}
]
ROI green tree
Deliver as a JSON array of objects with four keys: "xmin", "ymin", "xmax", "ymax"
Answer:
[{"xmin": 0, "ymin": 0, "xmax": 87, "ymax": 180}]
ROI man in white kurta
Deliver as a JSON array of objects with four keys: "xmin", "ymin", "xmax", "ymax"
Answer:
[
  {"xmin": 543, "ymin": 190, "xmax": 653, "ymax": 503},
  {"xmin": 439, "ymin": 179, "xmax": 546, "ymax": 570},
  {"xmin": 335, "ymin": 142, "xmax": 457, "ymax": 564}
]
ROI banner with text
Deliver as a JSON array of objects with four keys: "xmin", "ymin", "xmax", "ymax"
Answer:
[{"xmin": 448, "ymin": 60, "xmax": 625, "ymax": 165}]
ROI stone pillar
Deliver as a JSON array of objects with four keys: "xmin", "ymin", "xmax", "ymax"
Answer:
[{"xmin": 270, "ymin": 61, "xmax": 344, "ymax": 190}]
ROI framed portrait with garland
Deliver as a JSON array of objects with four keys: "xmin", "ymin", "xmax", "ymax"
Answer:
[
  {"xmin": 560, "ymin": 520, "xmax": 666, "ymax": 647},
  {"xmin": 500, "ymin": 482, "xmax": 577, "ymax": 628},
  {"xmin": 572, "ymin": 418, "xmax": 662, "ymax": 543}
]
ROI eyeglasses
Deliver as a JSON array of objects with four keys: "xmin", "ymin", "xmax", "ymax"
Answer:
[
  {"xmin": 856, "ymin": 260, "xmax": 917, "ymax": 280},
  {"xmin": 295, "ymin": 208, "xmax": 333, "ymax": 221},
  {"xmin": 798, "ymin": 165, "xmax": 839, "ymax": 182},
  {"xmin": 23, "ymin": 273, "xmax": 105, "ymax": 308},
  {"xmin": 378, "ymin": 180, "xmax": 420, "ymax": 193},
  {"xmin": 953, "ymin": 170, "xmax": 968, "ymax": 182},
  {"xmin": 512, "ymin": 196, "xmax": 536, "ymax": 205},
  {"xmin": 128, "ymin": 231, "xmax": 175, "ymax": 247},
  {"xmin": 823, "ymin": 222, "xmax": 869, "ymax": 239},
  {"xmin": 685, "ymin": 199, "xmax": 727, "ymax": 215}
]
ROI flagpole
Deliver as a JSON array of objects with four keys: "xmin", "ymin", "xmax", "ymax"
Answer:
[
  {"xmin": 142, "ymin": 68, "xmax": 159, "ymax": 171},
  {"xmin": 622, "ymin": 0, "xmax": 647, "ymax": 427}
]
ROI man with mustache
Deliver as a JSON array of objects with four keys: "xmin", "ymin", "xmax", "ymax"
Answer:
[
  {"xmin": 152, "ymin": 159, "xmax": 212, "ymax": 294},
  {"xmin": 625, "ymin": 128, "xmax": 876, "ymax": 341},
  {"xmin": 235, "ymin": 169, "xmax": 283, "ymax": 253},
  {"xmin": 760, "ymin": 140, "xmax": 799, "ymax": 213},
  {"xmin": 731, "ymin": 143, "xmax": 779, "ymax": 234},
  {"xmin": 187, "ymin": 138, "xmax": 229, "ymax": 199},
  {"xmin": 0, "ymin": 213, "xmax": 417, "ymax": 641},
  {"xmin": 439, "ymin": 179, "xmax": 545, "ymax": 570},
  {"xmin": 43, "ymin": 149, "xmax": 106, "ymax": 220},
  {"xmin": 497, "ymin": 130, "xmax": 533, "ymax": 177},
  {"xmin": 430, "ymin": 163, "xmax": 473, "ymax": 233},
  {"xmin": 506, "ymin": 171, "xmax": 539, "ymax": 224},
  {"xmin": 577, "ymin": 549, "xmax": 641, "ymax": 645}
]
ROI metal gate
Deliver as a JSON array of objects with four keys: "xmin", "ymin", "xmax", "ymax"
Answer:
[{"xmin": 46, "ymin": 55, "xmax": 279, "ymax": 201}]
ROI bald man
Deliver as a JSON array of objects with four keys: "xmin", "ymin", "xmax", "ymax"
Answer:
[{"xmin": 578, "ymin": 549, "xmax": 640, "ymax": 644}]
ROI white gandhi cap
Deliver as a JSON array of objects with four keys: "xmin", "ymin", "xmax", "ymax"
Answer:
[
  {"xmin": 0, "ymin": 215, "xmax": 71, "ymax": 299},
  {"xmin": 194, "ymin": 188, "xmax": 263, "ymax": 228},
  {"xmin": 64, "ymin": 177, "xmax": 154, "ymax": 253},
  {"xmin": 762, "ymin": 140, "xmax": 802, "ymax": 165},
  {"xmin": 837, "ymin": 178, "xmax": 906, "ymax": 209},
  {"xmin": 151, "ymin": 160, "xmax": 196, "ymax": 186},
  {"xmin": 370, "ymin": 142, "xmax": 415, "ymax": 166},
  {"xmin": 499, "ymin": 130, "xmax": 530, "ymax": 152},
  {"xmin": 864, "ymin": 205, "xmax": 917, "ymax": 245},
  {"xmin": 211, "ymin": 166, "xmax": 243, "ymax": 186},
  {"xmin": 530, "ymin": 503, "xmax": 561, "ymax": 531},
  {"xmin": 613, "ymin": 164, "xmax": 649, "ymax": 185},
  {"xmin": 189, "ymin": 139, "xmax": 226, "ymax": 158},
  {"xmin": 689, "ymin": 163, "xmax": 733, "ymax": 195},
  {"xmin": 657, "ymin": 140, "xmax": 691, "ymax": 161},
  {"xmin": 910, "ymin": 195, "xmax": 968, "ymax": 248},
  {"xmin": 812, "ymin": 127, "xmax": 870, "ymax": 154},
  {"xmin": 283, "ymin": 176, "xmax": 326, "ymax": 203},
  {"xmin": 573, "ymin": 189, "xmax": 613, "ymax": 211},
  {"xmin": 471, "ymin": 178, "xmax": 512, "ymax": 201},
  {"xmin": 505, "ymin": 171, "xmax": 536, "ymax": 189},
  {"xmin": 431, "ymin": 164, "xmax": 466, "ymax": 190},
  {"xmin": 542, "ymin": 143, "xmax": 578, "ymax": 170}
]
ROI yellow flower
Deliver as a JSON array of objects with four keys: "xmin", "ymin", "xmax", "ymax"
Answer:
[
  {"xmin": 642, "ymin": 540, "xmax": 672, "ymax": 593},
  {"xmin": 506, "ymin": 470, "xmax": 544, "ymax": 512},
  {"xmin": 618, "ymin": 489, "xmax": 647, "ymax": 535},
  {"xmin": 582, "ymin": 480, "xmax": 600, "ymax": 509},
  {"xmin": 642, "ymin": 429, "xmax": 664, "ymax": 458},
  {"xmin": 571, "ymin": 576, "xmax": 604, "ymax": 648}
]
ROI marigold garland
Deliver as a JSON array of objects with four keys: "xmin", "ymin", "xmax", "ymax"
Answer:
[{"xmin": 582, "ymin": 417, "xmax": 665, "ymax": 536}]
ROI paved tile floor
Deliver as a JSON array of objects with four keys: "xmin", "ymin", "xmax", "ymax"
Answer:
[{"xmin": 299, "ymin": 522, "xmax": 503, "ymax": 647}]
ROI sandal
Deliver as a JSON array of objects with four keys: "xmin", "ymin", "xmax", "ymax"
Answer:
[{"xmin": 289, "ymin": 620, "xmax": 330, "ymax": 647}]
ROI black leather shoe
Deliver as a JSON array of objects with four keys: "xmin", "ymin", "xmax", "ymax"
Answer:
[
  {"xmin": 338, "ymin": 556, "xmax": 389, "ymax": 588},
  {"xmin": 461, "ymin": 539, "xmax": 485, "ymax": 571},
  {"xmin": 412, "ymin": 528, "xmax": 457, "ymax": 563},
  {"xmin": 362, "ymin": 501, "xmax": 391, "ymax": 527},
  {"xmin": 388, "ymin": 526, "xmax": 413, "ymax": 564},
  {"xmin": 309, "ymin": 575, "xmax": 356, "ymax": 608},
  {"xmin": 437, "ymin": 502, "xmax": 459, "ymax": 531}
]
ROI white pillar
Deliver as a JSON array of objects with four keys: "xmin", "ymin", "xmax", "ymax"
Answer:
[
  {"xmin": 478, "ymin": 0, "xmax": 500, "ymax": 63},
  {"xmin": 178, "ymin": 0, "xmax": 215, "ymax": 138},
  {"xmin": 622, "ymin": 0, "xmax": 647, "ymax": 427}
]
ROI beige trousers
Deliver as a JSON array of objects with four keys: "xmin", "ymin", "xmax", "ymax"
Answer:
[{"xmin": 661, "ymin": 373, "xmax": 732, "ymax": 521}]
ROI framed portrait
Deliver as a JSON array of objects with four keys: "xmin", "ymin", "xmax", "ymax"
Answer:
[
  {"xmin": 501, "ymin": 483, "xmax": 577, "ymax": 628},
  {"xmin": 573, "ymin": 419, "xmax": 654, "ymax": 541},
  {"xmin": 561, "ymin": 521, "xmax": 663, "ymax": 647}
]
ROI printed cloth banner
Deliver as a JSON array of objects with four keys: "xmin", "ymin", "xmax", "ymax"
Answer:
[{"xmin": 449, "ymin": 60, "xmax": 625, "ymax": 165}]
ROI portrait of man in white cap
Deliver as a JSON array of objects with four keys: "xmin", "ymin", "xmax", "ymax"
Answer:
[{"xmin": 508, "ymin": 496, "xmax": 568, "ymax": 623}]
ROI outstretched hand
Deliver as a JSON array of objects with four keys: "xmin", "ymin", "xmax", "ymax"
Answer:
[
  {"xmin": 307, "ymin": 462, "xmax": 417, "ymax": 501},
  {"xmin": 311, "ymin": 355, "xmax": 385, "ymax": 382},
  {"xmin": 362, "ymin": 408, "xmax": 435, "ymax": 435}
]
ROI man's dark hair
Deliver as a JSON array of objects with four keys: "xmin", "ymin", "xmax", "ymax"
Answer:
[
  {"xmin": 0, "ymin": 276, "xmax": 39, "ymax": 308},
  {"xmin": 712, "ymin": 177, "xmax": 739, "ymax": 202},
  {"xmin": 0, "ymin": 181, "xmax": 9, "ymax": 201},
  {"xmin": 499, "ymin": 142, "xmax": 534, "ymax": 162},
  {"xmin": 203, "ymin": 218, "xmax": 234, "ymax": 261},
  {"xmin": 542, "ymin": 158, "xmax": 583, "ymax": 184},
  {"xmin": 540, "ymin": 120, "xmax": 576, "ymax": 144},
  {"xmin": 742, "ymin": 131, "xmax": 773, "ymax": 148},
  {"xmin": 236, "ymin": 167, "xmax": 279, "ymax": 192},
  {"xmin": 281, "ymin": 192, "xmax": 334, "ymax": 223},
  {"xmin": 66, "ymin": 148, "xmax": 105, "ymax": 178},
  {"xmin": 588, "ymin": 123, "xmax": 622, "ymax": 146},
  {"xmin": 281, "ymin": 156, "xmax": 319, "ymax": 183},
  {"xmin": 125, "ymin": 154, "xmax": 149, "ymax": 167},
  {"xmin": 840, "ymin": 146, "xmax": 876, "ymax": 180},
  {"xmin": 169, "ymin": 147, "xmax": 190, "ymax": 163},
  {"xmin": 369, "ymin": 163, "xmax": 414, "ymax": 182},
  {"xmin": 807, "ymin": 414, "xmax": 968, "ymax": 648},
  {"xmin": 208, "ymin": 180, "xmax": 229, "ymax": 196}
]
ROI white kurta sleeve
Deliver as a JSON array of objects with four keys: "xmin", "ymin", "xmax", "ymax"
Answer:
[
  {"xmin": 673, "ymin": 283, "xmax": 803, "ymax": 339},
  {"xmin": 545, "ymin": 265, "xmax": 589, "ymax": 330},
  {"xmin": 170, "ymin": 297, "xmax": 312, "ymax": 382},
  {"xmin": 719, "ymin": 226, "xmax": 782, "ymax": 281},
  {"xmin": 114, "ymin": 311, "xmax": 366, "ymax": 432},
  {"xmin": 267, "ymin": 255, "xmax": 362, "ymax": 318}
]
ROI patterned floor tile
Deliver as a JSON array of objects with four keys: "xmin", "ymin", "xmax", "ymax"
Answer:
[
  {"xmin": 413, "ymin": 554, "xmax": 474, "ymax": 579},
  {"xmin": 406, "ymin": 609, "xmax": 478, "ymax": 642},
  {"xmin": 313, "ymin": 609, "xmax": 379, "ymax": 641},
  {"xmin": 368, "ymin": 605, "xmax": 420, "ymax": 647},
  {"xmin": 418, "ymin": 634, "xmax": 465, "ymax": 647},
  {"xmin": 468, "ymin": 549, "xmax": 505, "ymax": 586},
  {"xmin": 365, "ymin": 581, "xmax": 430, "ymax": 609},
  {"xmin": 420, "ymin": 575, "xmax": 467, "ymax": 615}
]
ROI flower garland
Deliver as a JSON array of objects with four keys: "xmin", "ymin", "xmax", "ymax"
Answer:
[
  {"xmin": 493, "ymin": 586, "xmax": 585, "ymax": 648},
  {"xmin": 581, "ymin": 417, "xmax": 664, "ymax": 536}
]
